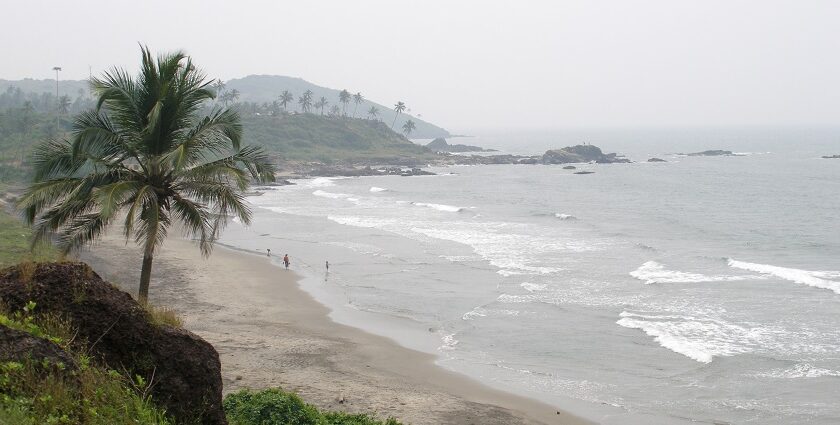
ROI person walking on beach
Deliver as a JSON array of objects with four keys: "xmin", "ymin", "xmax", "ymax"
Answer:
[
  {"xmin": 266, "ymin": 249, "xmax": 271, "ymax": 257},
  {"xmin": 325, "ymin": 260, "xmax": 329, "ymax": 271},
  {"xmin": 283, "ymin": 254, "xmax": 290, "ymax": 269}
]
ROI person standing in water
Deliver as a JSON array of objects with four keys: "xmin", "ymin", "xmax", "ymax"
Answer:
[
  {"xmin": 325, "ymin": 260, "xmax": 329, "ymax": 271},
  {"xmin": 266, "ymin": 249, "xmax": 271, "ymax": 257},
  {"xmin": 283, "ymin": 254, "xmax": 290, "ymax": 269}
]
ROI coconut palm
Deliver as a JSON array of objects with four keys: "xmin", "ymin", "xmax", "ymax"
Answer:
[
  {"xmin": 392, "ymin": 101, "xmax": 406, "ymax": 129},
  {"xmin": 402, "ymin": 119, "xmax": 416, "ymax": 136},
  {"xmin": 298, "ymin": 90, "xmax": 313, "ymax": 113},
  {"xmin": 57, "ymin": 95, "xmax": 71, "ymax": 115},
  {"xmin": 315, "ymin": 97, "xmax": 329, "ymax": 116},
  {"xmin": 17, "ymin": 46, "xmax": 275, "ymax": 304},
  {"xmin": 352, "ymin": 92, "xmax": 363, "ymax": 118},
  {"xmin": 367, "ymin": 106, "xmax": 379, "ymax": 120},
  {"xmin": 338, "ymin": 89, "xmax": 351, "ymax": 116},
  {"xmin": 279, "ymin": 90, "xmax": 294, "ymax": 112},
  {"xmin": 212, "ymin": 79, "xmax": 226, "ymax": 96}
]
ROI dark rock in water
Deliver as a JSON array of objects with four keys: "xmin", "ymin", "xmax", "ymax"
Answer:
[
  {"xmin": 518, "ymin": 157, "xmax": 539, "ymax": 164},
  {"xmin": 542, "ymin": 145, "xmax": 631, "ymax": 164},
  {"xmin": 647, "ymin": 157, "xmax": 667, "ymax": 162},
  {"xmin": 0, "ymin": 325, "xmax": 76, "ymax": 370},
  {"xmin": 685, "ymin": 150, "xmax": 733, "ymax": 156},
  {"xmin": 562, "ymin": 165, "xmax": 577, "ymax": 169},
  {"xmin": 574, "ymin": 171, "xmax": 595, "ymax": 175},
  {"xmin": 426, "ymin": 137, "xmax": 494, "ymax": 153},
  {"xmin": 0, "ymin": 262, "xmax": 226, "ymax": 425},
  {"xmin": 822, "ymin": 154, "xmax": 840, "ymax": 159}
]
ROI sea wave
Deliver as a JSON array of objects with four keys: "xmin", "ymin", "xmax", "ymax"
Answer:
[
  {"xmin": 616, "ymin": 311, "xmax": 763, "ymax": 363},
  {"xmin": 630, "ymin": 261, "xmax": 761, "ymax": 284},
  {"xmin": 370, "ymin": 186, "xmax": 388, "ymax": 192},
  {"xmin": 412, "ymin": 202, "xmax": 464, "ymax": 212},
  {"xmin": 727, "ymin": 259, "xmax": 840, "ymax": 295},
  {"xmin": 521, "ymin": 282, "xmax": 548, "ymax": 292},
  {"xmin": 753, "ymin": 363, "xmax": 840, "ymax": 379},
  {"xmin": 554, "ymin": 213, "xmax": 577, "ymax": 220},
  {"xmin": 307, "ymin": 177, "xmax": 338, "ymax": 187},
  {"xmin": 462, "ymin": 306, "xmax": 520, "ymax": 320}
]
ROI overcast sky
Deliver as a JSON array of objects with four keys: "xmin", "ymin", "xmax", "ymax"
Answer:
[{"xmin": 3, "ymin": 0, "xmax": 839, "ymax": 132}]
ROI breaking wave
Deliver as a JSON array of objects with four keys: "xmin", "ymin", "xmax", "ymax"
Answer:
[
  {"xmin": 630, "ymin": 261, "xmax": 760, "ymax": 284},
  {"xmin": 727, "ymin": 259, "xmax": 840, "ymax": 295}
]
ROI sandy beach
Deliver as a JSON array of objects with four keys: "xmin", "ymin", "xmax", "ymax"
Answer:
[{"xmin": 81, "ymin": 233, "xmax": 593, "ymax": 425}]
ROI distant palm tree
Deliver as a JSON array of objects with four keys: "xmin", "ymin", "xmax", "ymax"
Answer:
[
  {"xmin": 17, "ymin": 46, "xmax": 275, "ymax": 304},
  {"xmin": 57, "ymin": 95, "xmax": 71, "ymax": 115},
  {"xmin": 298, "ymin": 89, "xmax": 313, "ymax": 113},
  {"xmin": 221, "ymin": 89, "xmax": 239, "ymax": 107},
  {"xmin": 212, "ymin": 79, "xmax": 226, "ymax": 96},
  {"xmin": 402, "ymin": 119, "xmax": 416, "ymax": 137},
  {"xmin": 279, "ymin": 90, "xmax": 294, "ymax": 112},
  {"xmin": 352, "ymin": 92, "xmax": 363, "ymax": 118},
  {"xmin": 338, "ymin": 89, "xmax": 351, "ymax": 117},
  {"xmin": 315, "ymin": 96, "xmax": 329, "ymax": 116},
  {"xmin": 392, "ymin": 101, "xmax": 406, "ymax": 129},
  {"xmin": 367, "ymin": 106, "xmax": 379, "ymax": 120}
]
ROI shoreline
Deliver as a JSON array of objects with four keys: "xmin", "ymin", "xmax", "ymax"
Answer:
[{"xmin": 81, "ymin": 234, "xmax": 594, "ymax": 425}]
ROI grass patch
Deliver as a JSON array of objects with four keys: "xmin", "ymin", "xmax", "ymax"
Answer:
[
  {"xmin": 143, "ymin": 304, "xmax": 184, "ymax": 329},
  {"xmin": 224, "ymin": 388, "xmax": 402, "ymax": 425},
  {"xmin": 0, "ymin": 302, "xmax": 173, "ymax": 425},
  {"xmin": 0, "ymin": 209, "xmax": 58, "ymax": 268}
]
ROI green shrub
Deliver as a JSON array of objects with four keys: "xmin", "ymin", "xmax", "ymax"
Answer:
[
  {"xmin": 224, "ymin": 388, "xmax": 322, "ymax": 425},
  {"xmin": 224, "ymin": 388, "xmax": 403, "ymax": 425}
]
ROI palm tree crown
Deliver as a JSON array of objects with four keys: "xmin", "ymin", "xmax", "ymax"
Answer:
[
  {"xmin": 352, "ymin": 92, "xmax": 363, "ymax": 118},
  {"xmin": 402, "ymin": 119, "xmax": 416, "ymax": 136},
  {"xmin": 315, "ymin": 96, "xmax": 329, "ymax": 116},
  {"xmin": 338, "ymin": 89, "xmax": 351, "ymax": 116},
  {"xmin": 367, "ymin": 106, "xmax": 379, "ymax": 120},
  {"xmin": 17, "ymin": 46, "xmax": 275, "ymax": 303},
  {"xmin": 279, "ymin": 90, "xmax": 294, "ymax": 112},
  {"xmin": 298, "ymin": 90, "xmax": 313, "ymax": 113}
]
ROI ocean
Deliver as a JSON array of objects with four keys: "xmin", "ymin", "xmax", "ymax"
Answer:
[{"xmin": 220, "ymin": 127, "xmax": 840, "ymax": 424}]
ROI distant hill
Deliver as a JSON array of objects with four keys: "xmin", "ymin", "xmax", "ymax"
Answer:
[
  {"xmin": 242, "ymin": 113, "xmax": 436, "ymax": 164},
  {"xmin": 225, "ymin": 75, "xmax": 449, "ymax": 139},
  {"xmin": 0, "ymin": 76, "xmax": 451, "ymax": 139}
]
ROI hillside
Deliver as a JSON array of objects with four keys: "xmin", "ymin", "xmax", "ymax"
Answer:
[
  {"xmin": 242, "ymin": 113, "xmax": 437, "ymax": 164},
  {"xmin": 226, "ymin": 75, "xmax": 449, "ymax": 139}
]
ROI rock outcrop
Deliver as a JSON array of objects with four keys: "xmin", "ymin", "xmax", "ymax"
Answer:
[
  {"xmin": 822, "ymin": 154, "xmax": 840, "ymax": 159},
  {"xmin": 647, "ymin": 158, "xmax": 667, "ymax": 162},
  {"xmin": 426, "ymin": 137, "xmax": 494, "ymax": 153},
  {"xmin": 0, "ymin": 262, "xmax": 226, "ymax": 425},
  {"xmin": 542, "ymin": 145, "xmax": 630, "ymax": 164},
  {"xmin": 685, "ymin": 150, "xmax": 733, "ymax": 156},
  {"xmin": 0, "ymin": 325, "xmax": 76, "ymax": 370}
]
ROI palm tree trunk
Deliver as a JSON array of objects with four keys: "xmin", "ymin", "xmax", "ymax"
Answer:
[
  {"xmin": 392, "ymin": 113, "xmax": 399, "ymax": 129},
  {"xmin": 138, "ymin": 250, "xmax": 154, "ymax": 304}
]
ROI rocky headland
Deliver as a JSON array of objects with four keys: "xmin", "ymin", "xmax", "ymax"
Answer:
[{"xmin": 426, "ymin": 137, "xmax": 496, "ymax": 153}]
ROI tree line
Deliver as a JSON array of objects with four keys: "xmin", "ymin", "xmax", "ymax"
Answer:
[{"xmin": 211, "ymin": 81, "xmax": 417, "ymax": 137}]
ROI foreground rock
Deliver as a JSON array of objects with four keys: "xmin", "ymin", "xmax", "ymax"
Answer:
[
  {"xmin": 0, "ymin": 262, "xmax": 226, "ymax": 425},
  {"xmin": 426, "ymin": 137, "xmax": 495, "ymax": 153},
  {"xmin": 0, "ymin": 325, "xmax": 76, "ymax": 370},
  {"xmin": 542, "ymin": 144, "xmax": 630, "ymax": 164}
]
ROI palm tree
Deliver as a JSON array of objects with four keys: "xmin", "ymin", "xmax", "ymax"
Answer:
[
  {"xmin": 298, "ymin": 90, "xmax": 313, "ymax": 113},
  {"xmin": 315, "ymin": 97, "xmax": 329, "ymax": 116},
  {"xmin": 367, "ymin": 106, "xmax": 379, "ymax": 120},
  {"xmin": 338, "ymin": 89, "xmax": 351, "ymax": 117},
  {"xmin": 279, "ymin": 90, "xmax": 294, "ymax": 112},
  {"xmin": 402, "ymin": 119, "xmax": 416, "ymax": 137},
  {"xmin": 17, "ymin": 46, "xmax": 275, "ymax": 304},
  {"xmin": 392, "ymin": 101, "xmax": 406, "ymax": 129},
  {"xmin": 352, "ymin": 92, "xmax": 363, "ymax": 118},
  {"xmin": 57, "ymin": 95, "xmax": 71, "ymax": 115}
]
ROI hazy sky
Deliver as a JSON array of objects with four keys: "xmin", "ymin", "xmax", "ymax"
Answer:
[{"xmin": 3, "ymin": 0, "xmax": 839, "ymax": 132}]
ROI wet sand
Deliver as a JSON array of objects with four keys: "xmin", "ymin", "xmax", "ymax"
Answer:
[{"xmin": 82, "ymin": 234, "xmax": 594, "ymax": 425}]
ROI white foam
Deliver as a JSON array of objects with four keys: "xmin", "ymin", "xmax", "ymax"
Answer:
[
  {"xmin": 462, "ymin": 306, "xmax": 520, "ymax": 320},
  {"xmin": 728, "ymin": 259, "xmax": 840, "ymax": 295},
  {"xmin": 616, "ymin": 311, "xmax": 766, "ymax": 363},
  {"xmin": 554, "ymin": 213, "xmax": 577, "ymax": 220},
  {"xmin": 439, "ymin": 333, "xmax": 460, "ymax": 351},
  {"xmin": 630, "ymin": 261, "xmax": 760, "ymax": 284},
  {"xmin": 754, "ymin": 364, "xmax": 840, "ymax": 379},
  {"xmin": 521, "ymin": 282, "xmax": 548, "ymax": 292},
  {"xmin": 413, "ymin": 202, "xmax": 464, "ymax": 212},
  {"xmin": 312, "ymin": 189, "xmax": 350, "ymax": 199},
  {"xmin": 369, "ymin": 186, "xmax": 388, "ymax": 192},
  {"xmin": 307, "ymin": 177, "xmax": 337, "ymax": 187}
]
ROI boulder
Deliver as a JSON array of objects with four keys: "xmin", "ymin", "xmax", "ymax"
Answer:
[
  {"xmin": 562, "ymin": 165, "xmax": 576, "ymax": 169},
  {"xmin": 542, "ymin": 144, "xmax": 630, "ymax": 164},
  {"xmin": 0, "ymin": 262, "xmax": 226, "ymax": 425},
  {"xmin": 647, "ymin": 158, "xmax": 667, "ymax": 162},
  {"xmin": 0, "ymin": 325, "xmax": 76, "ymax": 370}
]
